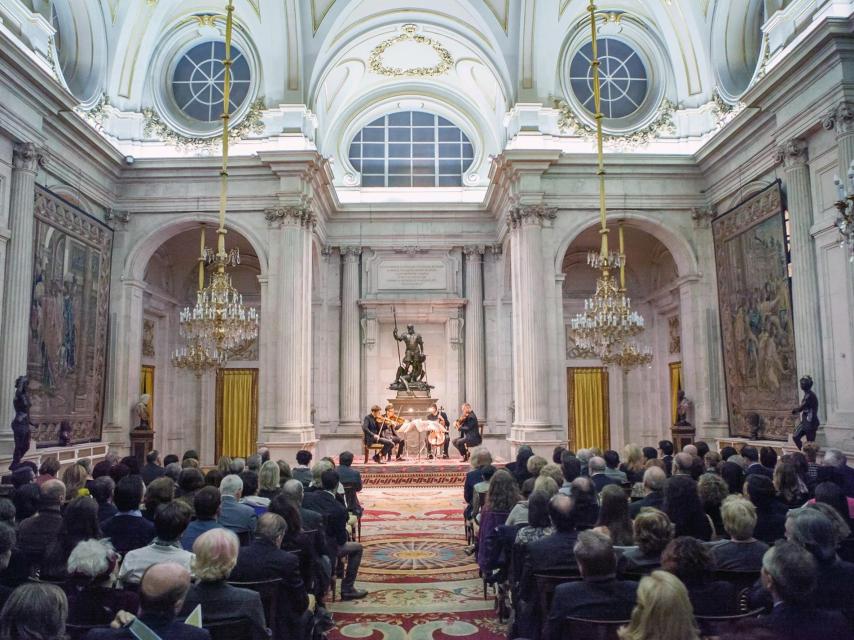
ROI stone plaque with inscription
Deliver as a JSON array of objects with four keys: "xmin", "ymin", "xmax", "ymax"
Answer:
[{"xmin": 377, "ymin": 260, "xmax": 447, "ymax": 290}]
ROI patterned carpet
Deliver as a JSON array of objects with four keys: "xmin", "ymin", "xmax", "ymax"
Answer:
[{"xmin": 327, "ymin": 487, "xmax": 505, "ymax": 639}]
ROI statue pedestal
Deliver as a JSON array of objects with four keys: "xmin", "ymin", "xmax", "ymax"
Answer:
[
  {"xmin": 388, "ymin": 390, "xmax": 436, "ymax": 422},
  {"xmin": 130, "ymin": 429, "xmax": 155, "ymax": 466},
  {"xmin": 671, "ymin": 424, "xmax": 695, "ymax": 453}
]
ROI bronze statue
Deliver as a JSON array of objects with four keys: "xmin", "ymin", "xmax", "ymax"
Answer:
[
  {"xmin": 792, "ymin": 375, "xmax": 820, "ymax": 450},
  {"xmin": 390, "ymin": 324, "xmax": 433, "ymax": 391},
  {"xmin": 674, "ymin": 390, "xmax": 692, "ymax": 427},
  {"xmin": 10, "ymin": 376, "xmax": 32, "ymax": 469}
]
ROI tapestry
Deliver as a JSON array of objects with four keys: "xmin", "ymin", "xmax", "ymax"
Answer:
[
  {"xmin": 713, "ymin": 181, "xmax": 798, "ymax": 439},
  {"xmin": 27, "ymin": 186, "xmax": 112, "ymax": 445}
]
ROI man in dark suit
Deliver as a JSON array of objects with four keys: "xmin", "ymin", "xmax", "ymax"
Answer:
[
  {"xmin": 292, "ymin": 450, "xmax": 313, "ymax": 488},
  {"xmin": 337, "ymin": 451, "xmax": 363, "ymax": 516},
  {"xmin": 547, "ymin": 530, "xmax": 638, "ymax": 640},
  {"xmin": 757, "ymin": 541, "xmax": 850, "ymax": 640},
  {"xmin": 362, "ymin": 406, "xmax": 393, "ymax": 463},
  {"xmin": 303, "ymin": 469, "xmax": 367, "ymax": 600},
  {"xmin": 218, "ymin": 474, "xmax": 257, "ymax": 536},
  {"xmin": 90, "ymin": 476, "xmax": 118, "ymax": 523},
  {"xmin": 658, "ymin": 440, "xmax": 674, "ymax": 477},
  {"xmin": 85, "ymin": 563, "xmax": 210, "ymax": 640},
  {"xmin": 140, "ymin": 450, "xmax": 165, "ymax": 486},
  {"xmin": 743, "ymin": 446, "xmax": 773, "ymax": 479},
  {"xmin": 231, "ymin": 513, "xmax": 310, "ymax": 640},
  {"xmin": 16, "ymin": 479, "xmax": 65, "ymax": 566},
  {"xmin": 629, "ymin": 466, "xmax": 666, "ymax": 518},
  {"xmin": 822, "ymin": 448, "xmax": 854, "ymax": 498},
  {"xmin": 452, "ymin": 403, "xmax": 481, "ymax": 461},
  {"xmin": 100, "ymin": 476, "xmax": 155, "ymax": 558},
  {"xmin": 588, "ymin": 457, "xmax": 621, "ymax": 493}
]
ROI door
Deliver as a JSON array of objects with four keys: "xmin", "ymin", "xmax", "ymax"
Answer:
[
  {"xmin": 567, "ymin": 367, "xmax": 610, "ymax": 451},
  {"xmin": 215, "ymin": 368, "xmax": 258, "ymax": 459}
]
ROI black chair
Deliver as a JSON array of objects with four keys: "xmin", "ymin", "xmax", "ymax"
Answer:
[
  {"xmin": 535, "ymin": 571, "xmax": 582, "ymax": 637},
  {"xmin": 560, "ymin": 616, "xmax": 630, "ymax": 640},
  {"xmin": 342, "ymin": 483, "xmax": 363, "ymax": 541},
  {"xmin": 711, "ymin": 569, "xmax": 760, "ymax": 612},
  {"xmin": 65, "ymin": 624, "xmax": 109, "ymax": 640},
  {"xmin": 227, "ymin": 578, "xmax": 282, "ymax": 639},
  {"xmin": 205, "ymin": 618, "xmax": 255, "ymax": 640},
  {"xmin": 695, "ymin": 607, "xmax": 764, "ymax": 636}
]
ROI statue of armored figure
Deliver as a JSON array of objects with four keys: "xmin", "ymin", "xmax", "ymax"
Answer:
[
  {"xmin": 674, "ymin": 390, "xmax": 692, "ymax": 427},
  {"xmin": 390, "ymin": 324, "xmax": 433, "ymax": 391},
  {"xmin": 10, "ymin": 376, "xmax": 33, "ymax": 470}
]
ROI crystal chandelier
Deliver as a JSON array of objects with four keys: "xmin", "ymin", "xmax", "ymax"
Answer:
[
  {"xmin": 569, "ymin": 2, "xmax": 651, "ymax": 371},
  {"xmin": 833, "ymin": 162, "xmax": 854, "ymax": 262},
  {"xmin": 172, "ymin": 0, "xmax": 258, "ymax": 374}
]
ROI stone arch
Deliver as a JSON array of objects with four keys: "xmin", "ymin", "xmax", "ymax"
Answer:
[{"xmin": 725, "ymin": 179, "xmax": 776, "ymax": 212}]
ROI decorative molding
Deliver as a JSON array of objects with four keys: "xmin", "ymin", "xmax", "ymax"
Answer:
[
  {"xmin": 555, "ymin": 98, "xmax": 676, "ymax": 148},
  {"xmin": 821, "ymin": 101, "xmax": 854, "ymax": 137},
  {"xmin": 12, "ymin": 143, "xmax": 44, "ymax": 172},
  {"xmin": 691, "ymin": 206, "xmax": 715, "ymax": 229},
  {"xmin": 392, "ymin": 245, "xmax": 429, "ymax": 257},
  {"xmin": 668, "ymin": 316, "xmax": 681, "ymax": 355},
  {"xmin": 263, "ymin": 206, "xmax": 315, "ymax": 228},
  {"xmin": 142, "ymin": 98, "xmax": 266, "ymax": 150},
  {"xmin": 368, "ymin": 24, "xmax": 453, "ymax": 78},
  {"xmin": 508, "ymin": 204, "xmax": 557, "ymax": 229},
  {"xmin": 105, "ymin": 208, "xmax": 130, "ymax": 224},
  {"xmin": 775, "ymin": 138, "xmax": 808, "ymax": 168},
  {"xmin": 463, "ymin": 245, "xmax": 485, "ymax": 258},
  {"xmin": 142, "ymin": 319, "xmax": 155, "ymax": 357},
  {"xmin": 340, "ymin": 246, "xmax": 362, "ymax": 260},
  {"xmin": 193, "ymin": 14, "xmax": 218, "ymax": 28},
  {"xmin": 709, "ymin": 89, "xmax": 745, "ymax": 130}
]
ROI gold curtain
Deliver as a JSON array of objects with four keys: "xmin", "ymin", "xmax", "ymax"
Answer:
[
  {"xmin": 669, "ymin": 362, "xmax": 682, "ymax": 425},
  {"xmin": 216, "ymin": 369, "xmax": 258, "ymax": 459},
  {"xmin": 140, "ymin": 366, "xmax": 155, "ymax": 429},
  {"xmin": 568, "ymin": 367, "xmax": 609, "ymax": 450}
]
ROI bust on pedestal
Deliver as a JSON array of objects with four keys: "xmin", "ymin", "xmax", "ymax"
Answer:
[
  {"xmin": 131, "ymin": 394, "xmax": 154, "ymax": 465},
  {"xmin": 672, "ymin": 390, "xmax": 695, "ymax": 452}
]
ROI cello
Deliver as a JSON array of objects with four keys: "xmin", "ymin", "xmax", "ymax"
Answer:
[{"xmin": 427, "ymin": 408, "xmax": 448, "ymax": 448}]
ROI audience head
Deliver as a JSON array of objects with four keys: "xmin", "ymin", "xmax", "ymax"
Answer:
[
  {"xmin": 658, "ymin": 440, "xmax": 674, "ymax": 457},
  {"xmin": 0, "ymin": 524, "xmax": 14, "ymax": 572},
  {"xmin": 219, "ymin": 474, "xmax": 243, "ymax": 499},
  {"xmin": 642, "ymin": 446, "xmax": 658, "ymax": 463},
  {"xmin": 40, "ymin": 479, "xmax": 66, "ymax": 508},
  {"xmin": 552, "ymin": 445, "xmax": 567, "ymax": 465},
  {"xmin": 785, "ymin": 507, "xmax": 837, "ymax": 564},
  {"xmin": 146, "ymin": 450, "xmax": 160, "ymax": 466},
  {"xmin": 239, "ymin": 470, "xmax": 259, "ymax": 497},
  {"xmin": 339, "ymin": 451, "xmax": 354, "ymax": 467},
  {"xmin": 673, "ymin": 452, "xmax": 693, "ymax": 475},
  {"xmin": 181, "ymin": 459, "xmax": 199, "ymax": 470},
  {"xmin": 0, "ymin": 501, "xmax": 14, "ymax": 528},
  {"xmin": 144, "ymin": 477, "xmax": 175, "ymax": 513},
  {"xmin": 642, "ymin": 466, "xmax": 666, "ymax": 494},
  {"xmin": 89, "ymin": 476, "xmax": 115, "ymax": 506},
  {"xmin": 311, "ymin": 460, "xmax": 333, "ymax": 486},
  {"xmin": 814, "ymin": 481, "xmax": 852, "ymax": 526},
  {"xmin": 216, "ymin": 456, "xmax": 232, "ymax": 474},
  {"xmin": 256, "ymin": 512, "xmax": 288, "ymax": 547},
  {"xmin": 12, "ymin": 484, "xmax": 40, "ymax": 521},
  {"xmin": 721, "ymin": 495, "xmax": 758, "ymax": 541},
  {"xmin": 694, "ymin": 442, "xmax": 709, "ymax": 459},
  {"xmin": 720, "ymin": 461, "xmax": 745, "ymax": 495},
  {"xmin": 320, "ymin": 469, "xmax": 340, "ymax": 492},
  {"xmin": 258, "ymin": 447, "xmax": 270, "ymax": 463},
  {"xmin": 570, "ymin": 476, "xmax": 597, "ymax": 503},
  {"xmin": 108, "ymin": 463, "xmax": 130, "ymax": 484},
  {"xmin": 0, "ymin": 582, "xmax": 67, "ymax": 640},
  {"xmin": 246, "ymin": 454, "xmax": 262, "ymax": 473},
  {"xmin": 39, "ymin": 457, "xmax": 60, "ymax": 478},
  {"xmin": 119, "ymin": 456, "xmax": 140, "ymax": 476},
  {"xmin": 574, "ymin": 530, "xmax": 616, "ymax": 578},
  {"xmin": 548, "ymin": 493, "xmax": 577, "ymax": 533},
  {"xmin": 538, "ymin": 463, "xmax": 564, "ymax": 487},
  {"xmin": 527, "ymin": 490, "xmax": 552, "ymax": 529},
  {"xmin": 182, "ymin": 450, "xmax": 199, "ymax": 463},
  {"xmin": 229, "ymin": 458, "xmax": 246, "ymax": 475},
  {"xmin": 62, "ymin": 496, "xmax": 101, "ymax": 541},
  {"xmin": 697, "ymin": 473, "xmax": 728, "ymax": 508},
  {"xmin": 520, "ymin": 477, "xmax": 536, "ymax": 499},
  {"xmin": 720, "ymin": 446, "xmax": 737, "ymax": 461},
  {"xmin": 759, "ymin": 446, "xmax": 777, "ymax": 469},
  {"xmin": 277, "ymin": 461, "xmax": 292, "ymax": 484},
  {"xmin": 193, "ymin": 486, "xmax": 221, "ymax": 520},
  {"xmin": 485, "ymin": 469, "xmax": 519, "ymax": 512},
  {"xmin": 682, "ymin": 444, "xmax": 698, "ymax": 458},
  {"xmin": 633, "ymin": 508, "xmax": 673, "ymax": 556},
  {"xmin": 741, "ymin": 446, "xmax": 758, "ymax": 463},
  {"xmin": 268, "ymin": 494, "xmax": 302, "ymax": 537},
  {"xmin": 621, "ymin": 570, "xmax": 699, "ymax": 640},
  {"xmin": 561, "ymin": 451, "xmax": 581, "ymax": 483},
  {"xmin": 802, "ymin": 442, "xmax": 820, "ymax": 463},
  {"xmin": 481, "ymin": 464, "xmax": 497, "ymax": 483},
  {"xmin": 296, "ymin": 450, "xmax": 313, "ymax": 467},
  {"xmin": 282, "ymin": 479, "xmax": 304, "ymax": 506},
  {"xmin": 745, "ymin": 474, "xmax": 776, "ymax": 508},
  {"xmin": 139, "ymin": 563, "xmax": 192, "ymax": 616},
  {"xmin": 576, "ymin": 449, "xmax": 591, "ymax": 467},
  {"xmin": 515, "ymin": 445, "xmax": 533, "ymax": 465},
  {"xmin": 588, "ymin": 456, "xmax": 606, "ymax": 475},
  {"xmin": 192, "ymin": 528, "xmax": 239, "ymax": 582},
  {"xmin": 623, "ymin": 444, "xmax": 643, "ymax": 471},
  {"xmin": 533, "ymin": 475, "xmax": 559, "ymax": 497},
  {"xmin": 178, "ymin": 468, "xmax": 205, "ymax": 496},
  {"xmin": 661, "ymin": 536, "xmax": 711, "ymax": 584},
  {"xmin": 259, "ymin": 460, "xmax": 281, "ymax": 492},
  {"xmin": 205, "ymin": 469, "xmax": 223, "ymax": 488},
  {"xmin": 807, "ymin": 502, "xmax": 851, "ymax": 546},
  {"xmin": 703, "ymin": 451, "xmax": 722, "ymax": 472},
  {"xmin": 761, "ymin": 540, "xmax": 817, "ymax": 604},
  {"xmin": 154, "ymin": 501, "xmax": 192, "ymax": 543},
  {"xmin": 163, "ymin": 463, "xmax": 181, "ymax": 483},
  {"xmin": 10, "ymin": 466, "xmax": 34, "ymax": 489},
  {"xmin": 773, "ymin": 462, "xmax": 803, "ymax": 503},
  {"xmin": 663, "ymin": 475, "xmax": 705, "ymax": 532},
  {"xmin": 603, "ymin": 450, "xmax": 620, "ymax": 469},
  {"xmin": 66, "ymin": 539, "xmax": 119, "ymax": 585},
  {"xmin": 163, "ymin": 454, "xmax": 179, "ymax": 467},
  {"xmin": 61, "ymin": 464, "xmax": 88, "ymax": 500},
  {"xmin": 822, "ymin": 448, "xmax": 846, "ymax": 471}
]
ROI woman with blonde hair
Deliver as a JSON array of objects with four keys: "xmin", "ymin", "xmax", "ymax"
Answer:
[
  {"xmin": 258, "ymin": 460, "xmax": 281, "ymax": 500},
  {"xmin": 216, "ymin": 455, "xmax": 232, "ymax": 474},
  {"xmin": 61, "ymin": 463, "xmax": 89, "ymax": 500},
  {"xmin": 620, "ymin": 444, "xmax": 645, "ymax": 483},
  {"xmin": 618, "ymin": 570, "xmax": 700, "ymax": 640}
]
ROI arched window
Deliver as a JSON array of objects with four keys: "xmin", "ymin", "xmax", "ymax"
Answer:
[
  {"xmin": 568, "ymin": 38, "xmax": 648, "ymax": 120},
  {"xmin": 171, "ymin": 41, "xmax": 251, "ymax": 123},
  {"xmin": 348, "ymin": 111, "xmax": 474, "ymax": 187}
]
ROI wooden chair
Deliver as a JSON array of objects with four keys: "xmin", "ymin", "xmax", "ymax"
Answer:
[
  {"xmin": 227, "ymin": 578, "xmax": 282, "ymax": 639},
  {"xmin": 342, "ymin": 482, "xmax": 363, "ymax": 541},
  {"xmin": 363, "ymin": 442, "xmax": 384, "ymax": 463},
  {"xmin": 695, "ymin": 607, "xmax": 764, "ymax": 636},
  {"xmin": 204, "ymin": 618, "xmax": 255, "ymax": 640},
  {"xmin": 711, "ymin": 569, "xmax": 760, "ymax": 612},
  {"xmin": 560, "ymin": 616, "xmax": 630, "ymax": 640}
]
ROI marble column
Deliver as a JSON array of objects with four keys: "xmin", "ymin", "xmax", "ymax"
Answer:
[
  {"xmin": 463, "ymin": 246, "xmax": 486, "ymax": 420},
  {"xmin": 822, "ymin": 101, "xmax": 854, "ymax": 180},
  {"xmin": 778, "ymin": 139, "xmax": 825, "ymax": 398},
  {"xmin": 339, "ymin": 247, "xmax": 361, "ymax": 428},
  {"xmin": 0, "ymin": 143, "xmax": 40, "ymax": 438},
  {"xmin": 509, "ymin": 204, "xmax": 556, "ymax": 431}
]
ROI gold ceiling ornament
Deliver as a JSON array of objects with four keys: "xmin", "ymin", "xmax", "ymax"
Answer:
[
  {"xmin": 172, "ymin": 1, "xmax": 258, "ymax": 375},
  {"xmin": 368, "ymin": 24, "xmax": 453, "ymax": 78},
  {"xmin": 569, "ymin": 1, "xmax": 651, "ymax": 371}
]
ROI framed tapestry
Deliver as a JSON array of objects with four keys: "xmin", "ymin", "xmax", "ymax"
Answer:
[
  {"xmin": 712, "ymin": 181, "xmax": 799, "ymax": 440},
  {"xmin": 27, "ymin": 186, "xmax": 113, "ymax": 446}
]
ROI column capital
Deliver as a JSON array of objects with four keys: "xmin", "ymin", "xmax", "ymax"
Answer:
[
  {"xmin": 12, "ymin": 143, "xmax": 45, "ymax": 173},
  {"xmin": 775, "ymin": 138, "xmax": 808, "ymax": 168},
  {"xmin": 264, "ymin": 206, "xmax": 315, "ymax": 228},
  {"xmin": 691, "ymin": 206, "xmax": 715, "ymax": 229},
  {"xmin": 821, "ymin": 101, "xmax": 854, "ymax": 137},
  {"xmin": 508, "ymin": 203, "xmax": 558, "ymax": 229},
  {"xmin": 340, "ymin": 246, "xmax": 362, "ymax": 261},
  {"xmin": 463, "ymin": 245, "xmax": 485, "ymax": 259}
]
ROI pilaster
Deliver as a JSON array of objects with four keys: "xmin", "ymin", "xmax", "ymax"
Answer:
[
  {"xmin": 339, "ymin": 247, "xmax": 362, "ymax": 429},
  {"xmin": 463, "ymin": 245, "xmax": 486, "ymax": 422}
]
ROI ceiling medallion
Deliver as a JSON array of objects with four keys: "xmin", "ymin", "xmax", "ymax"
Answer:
[{"xmin": 368, "ymin": 24, "xmax": 453, "ymax": 78}]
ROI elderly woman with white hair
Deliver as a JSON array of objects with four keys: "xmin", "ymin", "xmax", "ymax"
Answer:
[
  {"xmin": 179, "ymin": 528, "xmax": 269, "ymax": 639},
  {"xmin": 64, "ymin": 539, "xmax": 139, "ymax": 627}
]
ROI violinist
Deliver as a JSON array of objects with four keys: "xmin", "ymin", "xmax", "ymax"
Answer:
[
  {"xmin": 452, "ymin": 403, "xmax": 481, "ymax": 462},
  {"xmin": 382, "ymin": 404, "xmax": 406, "ymax": 461},
  {"xmin": 362, "ymin": 405, "xmax": 393, "ymax": 463},
  {"xmin": 425, "ymin": 403, "xmax": 450, "ymax": 460}
]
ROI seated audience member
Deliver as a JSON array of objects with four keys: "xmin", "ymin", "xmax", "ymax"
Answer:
[
  {"xmin": 292, "ymin": 450, "xmax": 313, "ymax": 487},
  {"xmin": 471, "ymin": 465, "xmax": 496, "ymax": 523},
  {"xmin": 142, "ymin": 477, "xmax": 175, "ymax": 522},
  {"xmin": 521, "ymin": 494, "xmax": 580, "ymax": 593},
  {"xmin": 663, "ymin": 475, "xmax": 713, "ymax": 541},
  {"xmin": 277, "ymin": 461, "xmax": 292, "ymax": 485},
  {"xmin": 0, "ymin": 582, "xmax": 68, "ymax": 640},
  {"xmin": 336, "ymin": 452, "xmax": 362, "ymax": 515},
  {"xmin": 807, "ymin": 503, "xmax": 852, "ymax": 554},
  {"xmin": 745, "ymin": 475, "xmax": 788, "ymax": 545},
  {"xmin": 90, "ymin": 476, "xmax": 117, "ymax": 523},
  {"xmin": 774, "ymin": 461, "xmax": 808, "ymax": 509},
  {"xmin": 0, "ymin": 500, "xmax": 13, "ymax": 529},
  {"xmin": 695, "ymin": 442, "xmax": 710, "ymax": 459},
  {"xmin": 629, "ymin": 467, "xmax": 666, "ymax": 518},
  {"xmin": 216, "ymin": 456, "xmax": 232, "ymax": 474},
  {"xmin": 621, "ymin": 508, "xmax": 672, "ymax": 573},
  {"xmin": 141, "ymin": 450, "xmax": 165, "ymax": 486},
  {"xmin": 0, "ymin": 525, "xmax": 15, "ymax": 607},
  {"xmin": 698, "ymin": 472, "xmax": 729, "ymax": 537},
  {"xmin": 36, "ymin": 457, "xmax": 60, "ymax": 486},
  {"xmin": 246, "ymin": 454, "xmax": 262, "ymax": 474},
  {"xmin": 671, "ymin": 452, "xmax": 693, "ymax": 477},
  {"xmin": 205, "ymin": 470, "xmax": 223, "ymax": 488},
  {"xmin": 552, "ymin": 446, "xmax": 566, "ymax": 465},
  {"xmin": 162, "ymin": 453, "xmax": 179, "ymax": 466},
  {"xmin": 239, "ymin": 471, "xmax": 269, "ymax": 514},
  {"xmin": 303, "ymin": 469, "xmax": 367, "ymax": 600},
  {"xmin": 229, "ymin": 458, "xmax": 246, "ymax": 476},
  {"xmin": 231, "ymin": 513, "xmax": 310, "ymax": 640},
  {"xmin": 603, "ymin": 450, "xmax": 628, "ymax": 483},
  {"xmin": 720, "ymin": 459, "xmax": 746, "ymax": 495},
  {"xmin": 101, "ymin": 476, "xmax": 155, "ymax": 557},
  {"xmin": 65, "ymin": 540, "xmax": 138, "ymax": 626},
  {"xmin": 658, "ymin": 440, "xmax": 674, "ymax": 477},
  {"xmin": 282, "ymin": 480, "xmax": 324, "ymax": 538},
  {"xmin": 527, "ymin": 455, "xmax": 548, "ymax": 479},
  {"xmin": 41, "ymin": 496, "xmax": 101, "ymax": 581},
  {"xmin": 719, "ymin": 446, "xmax": 737, "ymax": 461},
  {"xmin": 534, "ymin": 476, "xmax": 559, "ymax": 497},
  {"xmin": 811, "ymin": 481, "xmax": 854, "ymax": 527},
  {"xmin": 62, "ymin": 464, "xmax": 90, "ymax": 501},
  {"xmin": 118, "ymin": 501, "xmax": 194, "ymax": 586},
  {"xmin": 704, "ymin": 451, "xmax": 723, "ymax": 474},
  {"xmin": 163, "ymin": 462, "xmax": 181, "ymax": 485},
  {"xmin": 183, "ymin": 450, "xmax": 200, "ymax": 465},
  {"xmin": 620, "ymin": 445, "xmax": 645, "ymax": 484},
  {"xmin": 180, "ymin": 529, "xmax": 268, "ymax": 640},
  {"xmin": 217, "ymin": 474, "xmax": 257, "ymax": 536},
  {"xmin": 118, "ymin": 456, "xmax": 140, "ymax": 477},
  {"xmin": 85, "ymin": 563, "xmax": 210, "ymax": 640},
  {"xmin": 802, "ymin": 442, "xmax": 821, "ymax": 490},
  {"xmin": 641, "ymin": 447, "xmax": 658, "ymax": 465},
  {"xmin": 618, "ymin": 570, "xmax": 701, "ymax": 640},
  {"xmin": 589, "ymin": 457, "xmax": 621, "ymax": 492},
  {"xmin": 506, "ymin": 445, "xmax": 534, "ymax": 487},
  {"xmin": 176, "ymin": 469, "xmax": 206, "ymax": 513},
  {"xmin": 682, "ymin": 444, "xmax": 698, "ymax": 458},
  {"xmin": 547, "ymin": 530, "xmax": 638, "ymax": 640},
  {"xmin": 570, "ymin": 477, "xmax": 600, "ymax": 529},
  {"xmin": 17, "ymin": 479, "xmax": 66, "ymax": 564},
  {"xmin": 756, "ymin": 541, "xmax": 850, "ymax": 640},
  {"xmin": 182, "ymin": 487, "xmax": 223, "ymax": 551},
  {"xmin": 576, "ymin": 449, "xmax": 592, "ymax": 478},
  {"xmin": 560, "ymin": 452, "xmax": 582, "ymax": 494},
  {"xmin": 743, "ymin": 446, "xmax": 772, "ymax": 479},
  {"xmin": 661, "ymin": 536, "xmax": 736, "ymax": 615},
  {"xmin": 257, "ymin": 460, "xmax": 282, "ymax": 501},
  {"xmin": 595, "ymin": 484, "xmax": 634, "ymax": 546},
  {"xmin": 269, "ymin": 492, "xmax": 326, "ymax": 606},
  {"xmin": 108, "ymin": 463, "xmax": 130, "ymax": 485},
  {"xmin": 538, "ymin": 463, "xmax": 565, "ymax": 489},
  {"xmin": 11, "ymin": 482, "xmax": 39, "ymax": 524},
  {"xmin": 477, "ymin": 469, "xmax": 518, "ymax": 572},
  {"xmin": 516, "ymin": 490, "xmax": 555, "ymax": 545},
  {"xmin": 463, "ymin": 449, "xmax": 490, "ymax": 515},
  {"xmin": 759, "ymin": 446, "xmax": 778, "ymax": 472},
  {"xmin": 506, "ymin": 478, "xmax": 535, "ymax": 526},
  {"xmin": 711, "ymin": 494, "xmax": 769, "ymax": 571}
]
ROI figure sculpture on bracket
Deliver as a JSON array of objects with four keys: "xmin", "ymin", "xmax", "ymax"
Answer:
[
  {"xmin": 390, "ymin": 323, "xmax": 433, "ymax": 392},
  {"xmin": 674, "ymin": 390, "xmax": 692, "ymax": 427},
  {"xmin": 791, "ymin": 375, "xmax": 820, "ymax": 450},
  {"xmin": 135, "ymin": 394, "xmax": 151, "ymax": 431},
  {"xmin": 10, "ymin": 376, "xmax": 33, "ymax": 470}
]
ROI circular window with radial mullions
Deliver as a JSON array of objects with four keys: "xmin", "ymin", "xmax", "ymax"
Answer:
[
  {"xmin": 171, "ymin": 41, "xmax": 251, "ymax": 123},
  {"xmin": 569, "ymin": 38, "xmax": 648, "ymax": 120}
]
